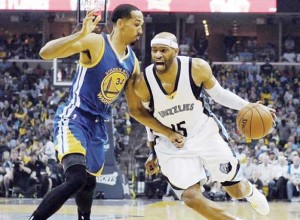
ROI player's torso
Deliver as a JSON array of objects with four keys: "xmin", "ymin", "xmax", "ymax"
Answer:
[
  {"xmin": 145, "ymin": 56, "xmax": 207, "ymax": 137},
  {"xmin": 67, "ymin": 34, "xmax": 136, "ymax": 119}
]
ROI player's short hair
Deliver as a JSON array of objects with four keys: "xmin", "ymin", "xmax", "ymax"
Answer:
[{"xmin": 111, "ymin": 4, "xmax": 140, "ymax": 23}]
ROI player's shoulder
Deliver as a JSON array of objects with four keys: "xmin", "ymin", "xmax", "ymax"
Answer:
[
  {"xmin": 134, "ymin": 69, "xmax": 147, "ymax": 87},
  {"xmin": 190, "ymin": 58, "xmax": 212, "ymax": 84},
  {"xmin": 191, "ymin": 57, "xmax": 210, "ymax": 69},
  {"xmin": 134, "ymin": 70, "xmax": 150, "ymax": 100},
  {"xmin": 84, "ymin": 33, "xmax": 104, "ymax": 45},
  {"xmin": 192, "ymin": 58, "xmax": 212, "ymax": 75}
]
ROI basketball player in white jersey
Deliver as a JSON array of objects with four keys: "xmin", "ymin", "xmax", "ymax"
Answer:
[{"xmin": 134, "ymin": 32, "xmax": 276, "ymax": 220}]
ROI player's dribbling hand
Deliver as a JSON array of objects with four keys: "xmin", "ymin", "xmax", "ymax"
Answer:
[
  {"xmin": 81, "ymin": 10, "xmax": 102, "ymax": 36},
  {"xmin": 145, "ymin": 153, "xmax": 159, "ymax": 175},
  {"xmin": 256, "ymin": 101, "xmax": 277, "ymax": 126}
]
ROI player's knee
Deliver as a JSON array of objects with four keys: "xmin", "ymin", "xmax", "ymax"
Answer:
[
  {"xmin": 65, "ymin": 164, "xmax": 87, "ymax": 190},
  {"xmin": 84, "ymin": 174, "xmax": 97, "ymax": 192},
  {"xmin": 182, "ymin": 185, "xmax": 204, "ymax": 208}
]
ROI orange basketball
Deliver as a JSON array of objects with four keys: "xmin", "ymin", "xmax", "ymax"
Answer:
[{"xmin": 236, "ymin": 103, "xmax": 273, "ymax": 139}]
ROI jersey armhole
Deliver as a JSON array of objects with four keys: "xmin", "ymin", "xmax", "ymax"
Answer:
[
  {"xmin": 143, "ymin": 71, "xmax": 154, "ymax": 110},
  {"xmin": 132, "ymin": 55, "xmax": 139, "ymax": 76},
  {"xmin": 189, "ymin": 57, "xmax": 202, "ymax": 98},
  {"xmin": 79, "ymin": 34, "xmax": 105, "ymax": 68}
]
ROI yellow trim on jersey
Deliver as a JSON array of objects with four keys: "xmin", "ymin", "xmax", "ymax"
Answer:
[
  {"xmin": 87, "ymin": 164, "xmax": 104, "ymax": 177},
  {"xmin": 166, "ymin": 92, "xmax": 176, "ymax": 100},
  {"xmin": 106, "ymin": 34, "xmax": 130, "ymax": 62},
  {"xmin": 132, "ymin": 56, "xmax": 139, "ymax": 75},
  {"xmin": 55, "ymin": 128, "xmax": 86, "ymax": 162},
  {"xmin": 79, "ymin": 35, "xmax": 105, "ymax": 68}
]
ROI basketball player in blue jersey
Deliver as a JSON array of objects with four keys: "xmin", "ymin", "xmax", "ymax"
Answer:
[
  {"xmin": 29, "ymin": 5, "xmax": 183, "ymax": 220},
  {"xmin": 134, "ymin": 32, "xmax": 277, "ymax": 220}
]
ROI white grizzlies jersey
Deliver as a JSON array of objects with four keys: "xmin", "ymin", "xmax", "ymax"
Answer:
[{"xmin": 144, "ymin": 56, "xmax": 209, "ymax": 138}]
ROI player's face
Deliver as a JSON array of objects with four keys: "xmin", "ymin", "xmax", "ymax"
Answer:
[
  {"xmin": 151, "ymin": 45, "xmax": 176, "ymax": 74},
  {"xmin": 122, "ymin": 11, "xmax": 144, "ymax": 45}
]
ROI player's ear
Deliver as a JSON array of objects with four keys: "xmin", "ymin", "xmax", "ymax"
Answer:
[{"xmin": 116, "ymin": 18, "xmax": 125, "ymax": 29}]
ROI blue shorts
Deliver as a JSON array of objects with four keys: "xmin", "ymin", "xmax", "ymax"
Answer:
[{"xmin": 53, "ymin": 104, "xmax": 108, "ymax": 176}]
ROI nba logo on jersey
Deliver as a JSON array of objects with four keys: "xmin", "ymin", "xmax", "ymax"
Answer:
[{"xmin": 219, "ymin": 162, "xmax": 232, "ymax": 174}]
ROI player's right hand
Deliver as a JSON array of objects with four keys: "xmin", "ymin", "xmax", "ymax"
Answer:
[
  {"xmin": 168, "ymin": 132, "xmax": 185, "ymax": 148},
  {"xmin": 81, "ymin": 10, "xmax": 102, "ymax": 36}
]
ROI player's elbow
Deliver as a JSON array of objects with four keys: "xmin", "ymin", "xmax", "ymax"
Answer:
[
  {"xmin": 39, "ymin": 44, "xmax": 55, "ymax": 60},
  {"xmin": 127, "ymin": 105, "xmax": 144, "ymax": 121},
  {"xmin": 127, "ymin": 107, "xmax": 140, "ymax": 119},
  {"xmin": 39, "ymin": 47, "xmax": 51, "ymax": 60}
]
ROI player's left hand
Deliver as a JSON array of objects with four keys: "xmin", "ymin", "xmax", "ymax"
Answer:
[
  {"xmin": 145, "ymin": 153, "xmax": 159, "ymax": 175},
  {"xmin": 256, "ymin": 101, "xmax": 277, "ymax": 126}
]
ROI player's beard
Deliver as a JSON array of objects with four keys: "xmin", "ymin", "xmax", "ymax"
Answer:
[
  {"xmin": 130, "ymin": 41, "xmax": 136, "ymax": 46},
  {"xmin": 154, "ymin": 59, "xmax": 173, "ymax": 74},
  {"xmin": 130, "ymin": 34, "xmax": 141, "ymax": 46}
]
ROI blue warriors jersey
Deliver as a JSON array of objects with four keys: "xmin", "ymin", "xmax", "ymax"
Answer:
[{"xmin": 65, "ymin": 33, "xmax": 138, "ymax": 119}]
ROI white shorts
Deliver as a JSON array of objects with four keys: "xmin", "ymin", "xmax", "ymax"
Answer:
[{"xmin": 155, "ymin": 117, "xmax": 241, "ymax": 190}]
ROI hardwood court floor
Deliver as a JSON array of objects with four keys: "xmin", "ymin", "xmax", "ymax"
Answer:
[{"xmin": 0, "ymin": 198, "xmax": 299, "ymax": 220}]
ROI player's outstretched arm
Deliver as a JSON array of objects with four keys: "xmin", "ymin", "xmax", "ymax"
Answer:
[
  {"xmin": 125, "ymin": 71, "xmax": 185, "ymax": 147},
  {"xmin": 39, "ymin": 10, "xmax": 102, "ymax": 60},
  {"xmin": 193, "ymin": 58, "xmax": 249, "ymax": 111}
]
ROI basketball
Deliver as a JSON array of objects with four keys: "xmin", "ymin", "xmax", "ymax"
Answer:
[{"xmin": 236, "ymin": 103, "xmax": 273, "ymax": 139}]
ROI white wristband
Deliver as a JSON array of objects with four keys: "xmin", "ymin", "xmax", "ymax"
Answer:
[{"xmin": 205, "ymin": 81, "xmax": 249, "ymax": 110}]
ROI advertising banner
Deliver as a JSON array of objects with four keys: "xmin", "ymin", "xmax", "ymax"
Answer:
[{"xmin": 0, "ymin": 0, "xmax": 276, "ymax": 13}]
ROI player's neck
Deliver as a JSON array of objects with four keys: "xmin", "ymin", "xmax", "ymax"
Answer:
[
  {"xmin": 156, "ymin": 60, "xmax": 178, "ymax": 81},
  {"xmin": 109, "ymin": 33, "xmax": 127, "ymax": 58}
]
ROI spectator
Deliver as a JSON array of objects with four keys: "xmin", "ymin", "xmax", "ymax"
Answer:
[
  {"xmin": 257, "ymin": 154, "xmax": 276, "ymax": 200},
  {"xmin": 269, "ymin": 152, "xmax": 278, "ymax": 165},
  {"xmin": 260, "ymin": 58, "xmax": 273, "ymax": 77},
  {"xmin": 286, "ymin": 155, "xmax": 300, "ymax": 202},
  {"xmin": 249, "ymin": 170, "xmax": 264, "ymax": 194},
  {"xmin": 11, "ymin": 158, "xmax": 32, "ymax": 198},
  {"xmin": 283, "ymin": 35, "xmax": 295, "ymax": 52},
  {"xmin": 0, "ymin": 151, "xmax": 10, "ymax": 194},
  {"xmin": 242, "ymin": 157, "xmax": 257, "ymax": 180},
  {"xmin": 260, "ymin": 88, "xmax": 273, "ymax": 106},
  {"xmin": 0, "ymin": 58, "xmax": 11, "ymax": 73},
  {"xmin": 3, "ymin": 149, "xmax": 18, "ymax": 197},
  {"xmin": 236, "ymin": 144, "xmax": 247, "ymax": 166},
  {"xmin": 268, "ymin": 141, "xmax": 279, "ymax": 157},
  {"xmin": 42, "ymin": 135, "xmax": 56, "ymax": 167},
  {"xmin": 178, "ymin": 39, "xmax": 190, "ymax": 56},
  {"xmin": 273, "ymin": 156, "xmax": 288, "ymax": 200},
  {"xmin": 27, "ymin": 153, "xmax": 52, "ymax": 198},
  {"xmin": 278, "ymin": 119, "xmax": 292, "ymax": 149}
]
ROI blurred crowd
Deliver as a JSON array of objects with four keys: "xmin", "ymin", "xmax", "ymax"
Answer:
[
  {"xmin": 225, "ymin": 35, "xmax": 300, "ymax": 62},
  {"xmin": 0, "ymin": 33, "xmax": 42, "ymax": 59}
]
